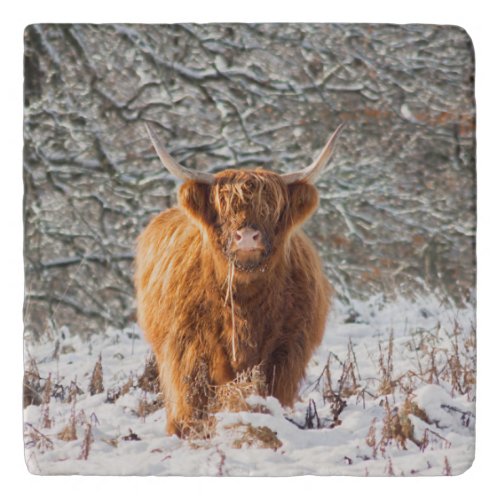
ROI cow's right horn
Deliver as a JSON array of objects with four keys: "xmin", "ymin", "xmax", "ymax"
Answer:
[
  {"xmin": 281, "ymin": 123, "xmax": 345, "ymax": 184},
  {"xmin": 145, "ymin": 122, "xmax": 216, "ymax": 184}
]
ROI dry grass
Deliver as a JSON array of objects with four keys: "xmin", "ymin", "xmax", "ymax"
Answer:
[
  {"xmin": 306, "ymin": 351, "xmax": 351, "ymax": 429},
  {"xmin": 106, "ymin": 354, "xmax": 161, "ymax": 404},
  {"xmin": 211, "ymin": 365, "xmax": 267, "ymax": 413},
  {"xmin": 26, "ymin": 352, "xmax": 269, "ymax": 447},
  {"xmin": 79, "ymin": 422, "xmax": 93, "ymax": 460},
  {"xmin": 24, "ymin": 423, "xmax": 54, "ymax": 451},
  {"xmin": 23, "ymin": 345, "xmax": 164, "ymax": 460},
  {"xmin": 306, "ymin": 316, "xmax": 475, "ymax": 464},
  {"xmin": 136, "ymin": 392, "xmax": 164, "ymax": 419},
  {"xmin": 229, "ymin": 423, "xmax": 282, "ymax": 451},
  {"xmin": 443, "ymin": 456, "xmax": 452, "ymax": 476},
  {"xmin": 106, "ymin": 376, "xmax": 134, "ymax": 404},
  {"xmin": 405, "ymin": 321, "xmax": 476, "ymax": 400},
  {"xmin": 137, "ymin": 353, "xmax": 161, "ymax": 394},
  {"xmin": 183, "ymin": 365, "xmax": 269, "ymax": 443},
  {"xmin": 378, "ymin": 332, "xmax": 395, "ymax": 395},
  {"xmin": 89, "ymin": 355, "xmax": 104, "ymax": 396},
  {"xmin": 23, "ymin": 312, "xmax": 475, "ymax": 467},
  {"xmin": 57, "ymin": 402, "xmax": 78, "ymax": 441},
  {"xmin": 23, "ymin": 356, "xmax": 42, "ymax": 408}
]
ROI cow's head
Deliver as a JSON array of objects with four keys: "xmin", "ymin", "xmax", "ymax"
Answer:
[{"xmin": 145, "ymin": 122, "xmax": 343, "ymax": 275}]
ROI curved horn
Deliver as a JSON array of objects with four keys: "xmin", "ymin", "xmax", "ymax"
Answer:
[
  {"xmin": 145, "ymin": 122, "xmax": 216, "ymax": 184},
  {"xmin": 281, "ymin": 123, "xmax": 345, "ymax": 184}
]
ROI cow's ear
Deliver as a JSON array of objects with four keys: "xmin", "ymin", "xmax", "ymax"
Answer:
[
  {"xmin": 179, "ymin": 181, "xmax": 215, "ymax": 225},
  {"xmin": 286, "ymin": 182, "xmax": 319, "ymax": 229}
]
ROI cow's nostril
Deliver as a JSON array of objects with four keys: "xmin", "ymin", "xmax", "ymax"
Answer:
[{"xmin": 235, "ymin": 227, "xmax": 262, "ymax": 250}]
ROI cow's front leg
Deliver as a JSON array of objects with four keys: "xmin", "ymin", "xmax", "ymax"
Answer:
[
  {"xmin": 266, "ymin": 342, "xmax": 310, "ymax": 407},
  {"xmin": 156, "ymin": 341, "xmax": 212, "ymax": 437}
]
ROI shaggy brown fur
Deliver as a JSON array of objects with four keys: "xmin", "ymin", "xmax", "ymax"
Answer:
[{"xmin": 135, "ymin": 168, "xmax": 331, "ymax": 436}]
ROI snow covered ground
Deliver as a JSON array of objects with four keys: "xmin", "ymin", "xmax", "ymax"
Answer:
[{"xmin": 23, "ymin": 295, "xmax": 475, "ymax": 476}]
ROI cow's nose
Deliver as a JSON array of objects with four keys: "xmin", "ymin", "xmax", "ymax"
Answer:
[{"xmin": 234, "ymin": 227, "xmax": 262, "ymax": 250}]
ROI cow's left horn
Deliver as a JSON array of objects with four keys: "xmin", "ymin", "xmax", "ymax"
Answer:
[
  {"xmin": 281, "ymin": 123, "xmax": 345, "ymax": 184},
  {"xmin": 145, "ymin": 122, "xmax": 216, "ymax": 184}
]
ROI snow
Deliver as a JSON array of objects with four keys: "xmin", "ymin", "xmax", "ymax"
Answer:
[{"xmin": 23, "ymin": 294, "xmax": 475, "ymax": 476}]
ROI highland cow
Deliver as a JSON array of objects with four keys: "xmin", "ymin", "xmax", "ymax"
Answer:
[{"xmin": 135, "ymin": 122, "xmax": 344, "ymax": 436}]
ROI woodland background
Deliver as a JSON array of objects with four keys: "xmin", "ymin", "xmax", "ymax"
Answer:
[{"xmin": 23, "ymin": 23, "xmax": 475, "ymax": 338}]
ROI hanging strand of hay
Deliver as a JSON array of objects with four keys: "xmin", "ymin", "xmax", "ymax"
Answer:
[{"xmin": 224, "ymin": 260, "xmax": 237, "ymax": 362}]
